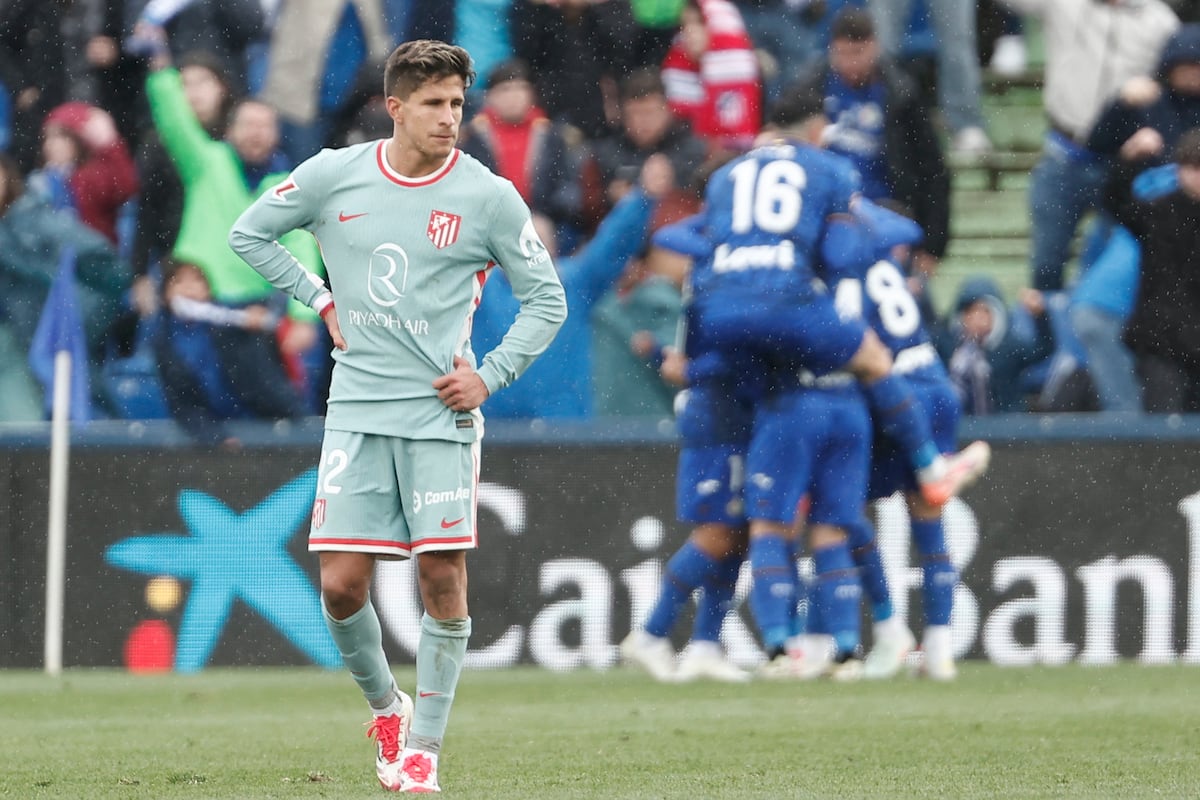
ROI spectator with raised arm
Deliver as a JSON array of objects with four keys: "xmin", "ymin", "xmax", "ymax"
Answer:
[
  {"xmin": 130, "ymin": 50, "xmax": 238, "ymax": 322},
  {"xmin": 124, "ymin": 0, "xmax": 266, "ymax": 95},
  {"xmin": 998, "ymin": 0, "xmax": 1178, "ymax": 292},
  {"xmin": 472, "ymin": 154, "xmax": 676, "ymax": 419},
  {"xmin": 30, "ymin": 101, "xmax": 140, "ymax": 245},
  {"xmin": 141, "ymin": 41, "xmax": 327, "ymax": 411},
  {"xmin": 1113, "ymin": 129, "xmax": 1200, "ymax": 412}
]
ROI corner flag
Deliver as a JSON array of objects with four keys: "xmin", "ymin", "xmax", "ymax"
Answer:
[{"xmin": 29, "ymin": 246, "xmax": 91, "ymax": 423}]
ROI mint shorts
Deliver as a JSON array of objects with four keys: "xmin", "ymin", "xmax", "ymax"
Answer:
[{"xmin": 309, "ymin": 430, "xmax": 480, "ymax": 559}]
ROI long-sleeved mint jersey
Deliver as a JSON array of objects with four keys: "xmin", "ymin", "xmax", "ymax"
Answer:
[{"xmin": 228, "ymin": 142, "xmax": 567, "ymax": 442}]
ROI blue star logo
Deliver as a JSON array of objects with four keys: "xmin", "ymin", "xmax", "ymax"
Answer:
[{"xmin": 105, "ymin": 469, "xmax": 341, "ymax": 673}]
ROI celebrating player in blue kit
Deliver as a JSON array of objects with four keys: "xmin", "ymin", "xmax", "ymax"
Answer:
[
  {"xmin": 839, "ymin": 199, "xmax": 967, "ymax": 681},
  {"xmin": 626, "ymin": 93, "xmax": 990, "ymax": 679},
  {"xmin": 229, "ymin": 41, "xmax": 566, "ymax": 792},
  {"xmin": 619, "ymin": 218, "xmax": 754, "ymax": 684},
  {"xmin": 687, "ymin": 89, "xmax": 989, "ymax": 511},
  {"xmin": 783, "ymin": 197, "xmax": 970, "ymax": 681}
]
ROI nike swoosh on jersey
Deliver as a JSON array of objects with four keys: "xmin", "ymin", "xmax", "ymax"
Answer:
[
  {"xmin": 338, "ymin": 211, "xmax": 368, "ymax": 222},
  {"xmin": 440, "ymin": 517, "xmax": 464, "ymax": 529}
]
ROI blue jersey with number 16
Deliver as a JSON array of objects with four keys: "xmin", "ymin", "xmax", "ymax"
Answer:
[{"xmin": 692, "ymin": 140, "xmax": 860, "ymax": 303}]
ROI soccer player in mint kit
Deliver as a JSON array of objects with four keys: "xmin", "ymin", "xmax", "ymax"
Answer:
[{"xmin": 229, "ymin": 40, "xmax": 567, "ymax": 793}]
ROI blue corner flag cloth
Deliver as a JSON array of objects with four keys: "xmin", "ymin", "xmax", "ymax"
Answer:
[{"xmin": 29, "ymin": 246, "xmax": 91, "ymax": 422}]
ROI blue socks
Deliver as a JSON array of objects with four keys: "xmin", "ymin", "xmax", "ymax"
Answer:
[
  {"xmin": 863, "ymin": 375, "xmax": 939, "ymax": 470},
  {"xmin": 846, "ymin": 516, "xmax": 893, "ymax": 623},
  {"xmin": 812, "ymin": 542, "xmax": 862, "ymax": 657},
  {"xmin": 788, "ymin": 538, "xmax": 807, "ymax": 638},
  {"xmin": 693, "ymin": 553, "xmax": 742, "ymax": 642},
  {"xmin": 323, "ymin": 596, "xmax": 394, "ymax": 704},
  {"xmin": 912, "ymin": 517, "xmax": 955, "ymax": 626},
  {"xmin": 644, "ymin": 541, "xmax": 718, "ymax": 638},
  {"xmin": 749, "ymin": 534, "xmax": 796, "ymax": 652}
]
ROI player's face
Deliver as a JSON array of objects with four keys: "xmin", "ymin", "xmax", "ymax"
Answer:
[{"xmin": 390, "ymin": 75, "xmax": 465, "ymax": 167}]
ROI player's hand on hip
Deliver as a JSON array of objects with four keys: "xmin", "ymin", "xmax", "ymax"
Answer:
[
  {"xmin": 320, "ymin": 303, "xmax": 347, "ymax": 351},
  {"xmin": 433, "ymin": 356, "xmax": 490, "ymax": 411}
]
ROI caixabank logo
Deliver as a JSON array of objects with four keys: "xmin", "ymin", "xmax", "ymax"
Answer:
[
  {"xmin": 104, "ymin": 469, "xmax": 340, "ymax": 673},
  {"xmin": 87, "ymin": 443, "xmax": 1200, "ymax": 671}
]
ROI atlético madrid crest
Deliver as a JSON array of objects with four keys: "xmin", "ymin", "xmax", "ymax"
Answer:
[
  {"xmin": 311, "ymin": 498, "xmax": 326, "ymax": 529},
  {"xmin": 427, "ymin": 209, "xmax": 462, "ymax": 249}
]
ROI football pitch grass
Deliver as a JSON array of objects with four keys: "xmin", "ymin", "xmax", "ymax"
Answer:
[{"xmin": 2, "ymin": 663, "xmax": 1197, "ymax": 799}]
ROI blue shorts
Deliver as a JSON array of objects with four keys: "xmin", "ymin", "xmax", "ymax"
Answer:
[
  {"xmin": 868, "ymin": 367, "xmax": 962, "ymax": 500},
  {"xmin": 693, "ymin": 293, "xmax": 866, "ymax": 376},
  {"xmin": 745, "ymin": 382, "xmax": 871, "ymax": 527},
  {"xmin": 675, "ymin": 380, "xmax": 754, "ymax": 525}
]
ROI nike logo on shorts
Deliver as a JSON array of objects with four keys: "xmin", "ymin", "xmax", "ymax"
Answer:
[
  {"xmin": 440, "ymin": 517, "xmax": 464, "ymax": 529},
  {"xmin": 418, "ymin": 690, "xmax": 442, "ymax": 698},
  {"xmin": 338, "ymin": 211, "xmax": 368, "ymax": 222}
]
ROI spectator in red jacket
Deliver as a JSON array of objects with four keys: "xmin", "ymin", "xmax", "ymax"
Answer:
[
  {"xmin": 459, "ymin": 58, "xmax": 584, "ymax": 258},
  {"xmin": 32, "ymin": 101, "xmax": 139, "ymax": 246},
  {"xmin": 661, "ymin": 0, "xmax": 762, "ymax": 151}
]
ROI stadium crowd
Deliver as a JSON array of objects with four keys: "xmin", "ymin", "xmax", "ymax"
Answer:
[{"xmin": 3, "ymin": 0, "xmax": 1200, "ymax": 435}]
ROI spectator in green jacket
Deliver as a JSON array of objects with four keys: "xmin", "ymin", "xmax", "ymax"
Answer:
[
  {"xmin": 143, "ymin": 45, "xmax": 327, "ymax": 408},
  {"xmin": 591, "ymin": 230, "xmax": 690, "ymax": 418}
]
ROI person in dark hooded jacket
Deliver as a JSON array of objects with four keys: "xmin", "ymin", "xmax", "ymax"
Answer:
[
  {"xmin": 1088, "ymin": 23, "xmax": 1200, "ymax": 164},
  {"xmin": 933, "ymin": 277, "xmax": 1055, "ymax": 414},
  {"xmin": 1114, "ymin": 128, "xmax": 1200, "ymax": 412}
]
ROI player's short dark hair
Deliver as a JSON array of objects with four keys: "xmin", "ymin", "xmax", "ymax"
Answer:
[
  {"xmin": 384, "ymin": 40, "xmax": 475, "ymax": 99},
  {"xmin": 767, "ymin": 90, "xmax": 826, "ymax": 130},
  {"xmin": 830, "ymin": 8, "xmax": 876, "ymax": 43},
  {"xmin": 1175, "ymin": 127, "xmax": 1200, "ymax": 166},
  {"xmin": 620, "ymin": 67, "xmax": 667, "ymax": 103}
]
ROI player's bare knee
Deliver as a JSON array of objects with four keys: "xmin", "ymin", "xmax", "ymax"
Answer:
[
  {"xmin": 318, "ymin": 552, "xmax": 374, "ymax": 617},
  {"xmin": 320, "ymin": 574, "xmax": 370, "ymax": 619},
  {"xmin": 417, "ymin": 551, "xmax": 468, "ymax": 617},
  {"xmin": 808, "ymin": 523, "xmax": 847, "ymax": 550},
  {"xmin": 691, "ymin": 523, "xmax": 747, "ymax": 559},
  {"xmin": 749, "ymin": 520, "xmax": 796, "ymax": 541}
]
